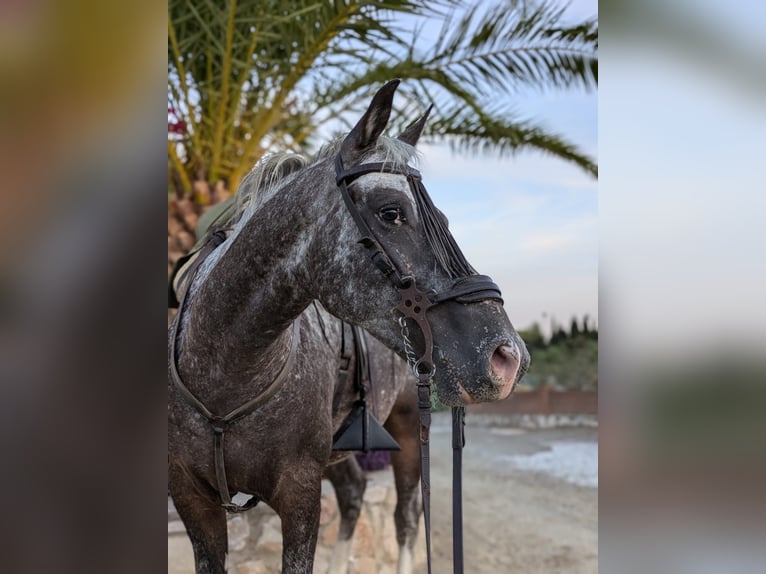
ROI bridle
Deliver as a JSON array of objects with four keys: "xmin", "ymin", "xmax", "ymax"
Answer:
[
  {"xmin": 335, "ymin": 153, "xmax": 504, "ymax": 574},
  {"xmin": 335, "ymin": 154, "xmax": 503, "ymax": 375}
]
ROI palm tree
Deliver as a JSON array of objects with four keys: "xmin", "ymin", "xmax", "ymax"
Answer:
[{"xmin": 167, "ymin": 0, "xmax": 597, "ymax": 273}]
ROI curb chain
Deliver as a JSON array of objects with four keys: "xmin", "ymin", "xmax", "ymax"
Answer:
[{"xmin": 398, "ymin": 315, "xmax": 422, "ymax": 380}]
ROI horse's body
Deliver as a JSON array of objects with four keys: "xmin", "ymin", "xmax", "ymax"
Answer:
[
  {"xmin": 168, "ymin": 81, "xmax": 529, "ymax": 573},
  {"xmin": 170, "ymin": 300, "xmax": 420, "ymax": 573}
]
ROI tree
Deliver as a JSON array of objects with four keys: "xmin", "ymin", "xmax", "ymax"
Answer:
[
  {"xmin": 521, "ymin": 315, "xmax": 598, "ymax": 390},
  {"xmin": 168, "ymin": 0, "xmax": 598, "ymax": 271},
  {"xmin": 518, "ymin": 322, "xmax": 545, "ymax": 350}
]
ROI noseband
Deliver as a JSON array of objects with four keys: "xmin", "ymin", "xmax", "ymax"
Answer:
[{"xmin": 335, "ymin": 154, "xmax": 503, "ymax": 380}]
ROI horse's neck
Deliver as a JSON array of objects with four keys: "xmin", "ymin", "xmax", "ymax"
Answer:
[{"xmin": 177, "ymin": 191, "xmax": 314, "ymax": 402}]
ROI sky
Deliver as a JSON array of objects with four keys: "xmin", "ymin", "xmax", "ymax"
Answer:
[
  {"xmin": 413, "ymin": 0, "xmax": 599, "ymax": 333},
  {"xmin": 599, "ymin": 0, "xmax": 766, "ymax": 354}
]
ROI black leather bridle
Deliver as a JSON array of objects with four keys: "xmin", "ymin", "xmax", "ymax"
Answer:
[
  {"xmin": 335, "ymin": 154, "xmax": 503, "ymax": 373},
  {"xmin": 335, "ymin": 153, "xmax": 505, "ymax": 574}
]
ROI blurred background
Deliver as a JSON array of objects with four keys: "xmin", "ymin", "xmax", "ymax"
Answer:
[
  {"xmin": 600, "ymin": 0, "xmax": 766, "ymax": 572},
  {"xmin": 0, "ymin": 0, "xmax": 764, "ymax": 573}
]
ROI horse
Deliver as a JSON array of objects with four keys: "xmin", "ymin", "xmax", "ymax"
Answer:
[
  {"xmin": 168, "ymin": 79, "xmax": 530, "ymax": 574},
  {"xmin": 173, "ymin": 295, "xmax": 424, "ymax": 572},
  {"xmin": 169, "ymin": 156, "xmax": 423, "ymax": 574}
]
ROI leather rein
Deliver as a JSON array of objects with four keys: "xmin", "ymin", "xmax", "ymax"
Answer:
[{"xmin": 335, "ymin": 154, "xmax": 503, "ymax": 574}]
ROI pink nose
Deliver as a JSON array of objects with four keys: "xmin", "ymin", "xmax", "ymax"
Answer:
[{"xmin": 490, "ymin": 344, "xmax": 521, "ymax": 397}]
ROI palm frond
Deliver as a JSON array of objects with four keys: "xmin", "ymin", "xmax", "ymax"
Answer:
[
  {"xmin": 429, "ymin": 104, "xmax": 597, "ymax": 177},
  {"xmin": 426, "ymin": 0, "xmax": 597, "ymax": 94},
  {"xmin": 168, "ymin": 0, "xmax": 599, "ymax": 193}
]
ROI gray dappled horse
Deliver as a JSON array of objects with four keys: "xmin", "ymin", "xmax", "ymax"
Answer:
[{"xmin": 168, "ymin": 81, "xmax": 529, "ymax": 574}]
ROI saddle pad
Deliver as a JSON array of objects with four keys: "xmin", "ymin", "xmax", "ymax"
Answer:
[{"xmin": 168, "ymin": 197, "xmax": 237, "ymax": 308}]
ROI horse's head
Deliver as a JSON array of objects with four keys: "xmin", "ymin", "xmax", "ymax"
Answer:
[{"xmin": 311, "ymin": 80, "xmax": 529, "ymax": 406}]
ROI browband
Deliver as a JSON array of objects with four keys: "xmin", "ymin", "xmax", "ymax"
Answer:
[{"xmin": 336, "ymin": 158, "xmax": 421, "ymax": 186}]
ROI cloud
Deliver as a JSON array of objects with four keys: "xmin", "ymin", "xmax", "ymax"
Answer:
[
  {"xmin": 520, "ymin": 232, "xmax": 572, "ymax": 255},
  {"xmin": 405, "ymin": 83, "xmax": 598, "ymax": 330},
  {"xmin": 419, "ymin": 142, "xmax": 597, "ymax": 195}
]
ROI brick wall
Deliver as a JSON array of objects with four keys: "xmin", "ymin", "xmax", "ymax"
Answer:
[{"xmin": 469, "ymin": 385, "xmax": 598, "ymax": 415}]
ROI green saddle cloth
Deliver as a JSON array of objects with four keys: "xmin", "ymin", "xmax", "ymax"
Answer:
[{"xmin": 168, "ymin": 197, "xmax": 236, "ymax": 308}]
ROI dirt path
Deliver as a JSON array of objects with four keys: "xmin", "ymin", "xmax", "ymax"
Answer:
[{"xmin": 426, "ymin": 413, "xmax": 598, "ymax": 573}]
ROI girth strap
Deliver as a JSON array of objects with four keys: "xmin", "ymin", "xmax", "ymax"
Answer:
[
  {"xmin": 352, "ymin": 324, "xmax": 371, "ymax": 405},
  {"xmin": 336, "ymin": 322, "xmax": 374, "ymax": 410}
]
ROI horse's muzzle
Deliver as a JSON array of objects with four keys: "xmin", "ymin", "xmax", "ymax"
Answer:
[{"xmin": 489, "ymin": 341, "xmax": 528, "ymax": 399}]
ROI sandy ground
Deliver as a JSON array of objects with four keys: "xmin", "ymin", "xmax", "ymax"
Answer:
[
  {"xmin": 169, "ymin": 413, "xmax": 598, "ymax": 573},
  {"xmin": 426, "ymin": 413, "xmax": 598, "ymax": 573}
]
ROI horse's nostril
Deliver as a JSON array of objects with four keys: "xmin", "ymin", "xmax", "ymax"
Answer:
[{"xmin": 490, "ymin": 344, "xmax": 521, "ymax": 393}]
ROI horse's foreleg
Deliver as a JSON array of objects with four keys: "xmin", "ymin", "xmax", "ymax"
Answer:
[
  {"xmin": 271, "ymin": 467, "xmax": 323, "ymax": 574},
  {"xmin": 324, "ymin": 456, "xmax": 367, "ymax": 574},
  {"xmin": 385, "ymin": 390, "xmax": 422, "ymax": 574},
  {"xmin": 169, "ymin": 464, "xmax": 228, "ymax": 574}
]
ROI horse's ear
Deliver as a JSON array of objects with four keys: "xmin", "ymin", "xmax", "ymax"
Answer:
[
  {"xmin": 341, "ymin": 79, "xmax": 400, "ymax": 160},
  {"xmin": 398, "ymin": 104, "xmax": 433, "ymax": 147}
]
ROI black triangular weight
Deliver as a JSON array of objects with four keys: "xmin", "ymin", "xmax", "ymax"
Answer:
[
  {"xmin": 364, "ymin": 414, "xmax": 401, "ymax": 451},
  {"xmin": 332, "ymin": 400, "xmax": 400, "ymax": 452},
  {"xmin": 332, "ymin": 402, "xmax": 365, "ymax": 450}
]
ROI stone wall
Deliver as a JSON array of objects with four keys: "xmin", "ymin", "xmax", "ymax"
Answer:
[{"xmin": 168, "ymin": 470, "xmax": 426, "ymax": 574}]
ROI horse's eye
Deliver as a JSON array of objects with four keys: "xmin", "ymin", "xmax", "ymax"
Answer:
[{"xmin": 379, "ymin": 207, "xmax": 405, "ymax": 224}]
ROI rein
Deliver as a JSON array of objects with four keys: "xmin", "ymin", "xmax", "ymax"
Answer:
[
  {"xmin": 169, "ymin": 230, "xmax": 301, "ymax": 513},
  {"xmin": 335, "ymin": 154, "xmax": 503, "ymax": 573}
]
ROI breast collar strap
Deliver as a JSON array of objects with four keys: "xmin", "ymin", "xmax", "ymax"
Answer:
[{"xmin": 169, "ymin": 232, "xmax": 301, "ymax": 512}]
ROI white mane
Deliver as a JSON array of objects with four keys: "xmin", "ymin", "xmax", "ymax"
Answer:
[{"xmin": 187, "ymin": 135, "xmax": 420, "ymax": 301}]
